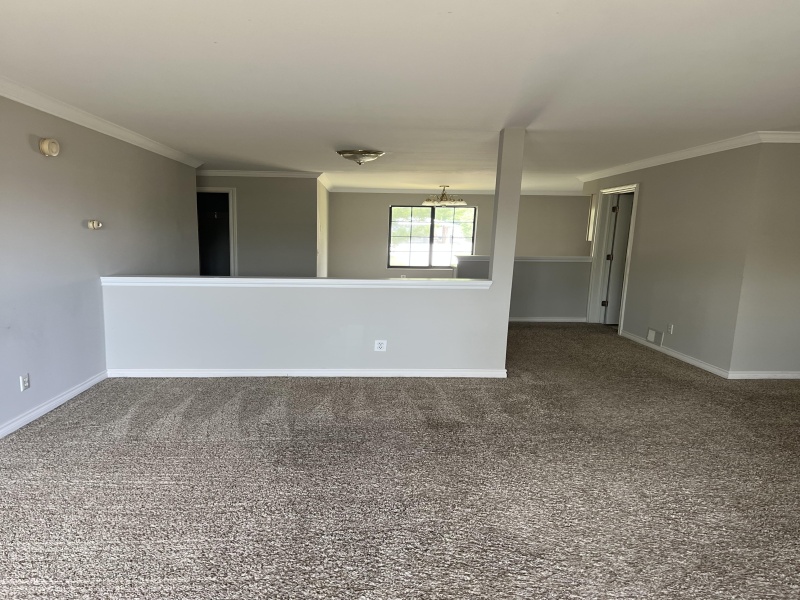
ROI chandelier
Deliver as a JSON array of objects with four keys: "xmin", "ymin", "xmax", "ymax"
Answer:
[
  {"xmin": 336, "ymin": 150, "xmax": 385, "ymax": 165},
  {"xmin": 421, "ymin": 185, "xmax": 466, "ymax": 206}
]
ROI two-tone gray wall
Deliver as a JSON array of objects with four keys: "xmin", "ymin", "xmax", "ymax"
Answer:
[
  {"xmin": 328, "ymin": 192, "xmax": 590, "ymax": 279},
  {"xmin": 730, "ymin": 144, "xmax": 800, "ymax": 373},
  {"xmin": 583, "ymin": 143, "xmax": 799, "ymax": 375},
  {"xmin": 0, "ymin": 96, "xmax": 198, "ymax": 435},
  {"xmin": 195, "ymin": 175, "xmax": 318, "ymax": 277},
  {"xmin": 515, "ymin": 195, "xmax": 591, "ymax": 256}
]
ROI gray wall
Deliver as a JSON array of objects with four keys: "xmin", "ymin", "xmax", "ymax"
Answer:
[
  {"xmin": 456, "ymin": 258, "xmax": 591, "ymax": 320},
  {"xmin": 328, "ymin": 192, "xmax": 591, "ymax": 279},
  {"xmin": 196, "ymin": 175, "xmax": 318, "ymax": 277},
  {"xmin": 583, "ymin": 145, "xmax": 762, "ymax": 372},
  {"xmin": 516, "ymin": 195, "xmax": 591, "ymax": 256},
  {"xmin": 730, "ymin": 144, "xmax": 800, "ymax": 373},
  {"xmin": 316, "ymin": 180, "xmax": 329, "ymax": 277},
  {"xmin": 328, "ymin": 192, "xmax": 496, "ymax": 279},
  {"xmin": 510, "ymin": 261, "xmax": 590, "ymax": 319},
  {"xmin": 0, "ymin": 96, "xmax": 198, "ymax": 432}
]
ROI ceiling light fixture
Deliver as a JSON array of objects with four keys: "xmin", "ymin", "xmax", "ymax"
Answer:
[
  {"xmin": 422, "ymin": 185, "xmax": 467, "ymax": 207},
  {"xmin": 336, "ymin": 150, "xmax": 385, "ymax": 165}
]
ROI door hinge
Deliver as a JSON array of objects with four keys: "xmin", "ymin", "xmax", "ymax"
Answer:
[
  {"xmin": 606, "ymin": 254, "xmax": 613, "ymax": 261},
  {"xmin": 601, "ymin": 300, "xmax": 609, "ymax": 307},
  {"xmin": 612, "ymin": 206, "xmax": 619, "ymax": 213}
]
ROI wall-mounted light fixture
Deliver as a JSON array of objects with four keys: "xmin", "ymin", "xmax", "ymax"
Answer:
[
  {"xmin": 38, "ymin": 138, "xmax": 60, "ymax": 157},
  {"xmin": 88, "ymin": 220, "xmax": 103, "ymax": 230}
]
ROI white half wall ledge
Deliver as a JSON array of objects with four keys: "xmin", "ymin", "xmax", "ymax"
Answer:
[
  {"xmin": 0, "ymin": 76, "xmax": 203, "ymax": 168},
  {"xmin": 107, "ymin": 369, "xmax": 507, "ymax": 379},
  {"xmin": 0, "ymin": 371, "xmax": 107, "ymax": 439},
  {"xmin": 456, "ymin": 256, "xmax": 592, "ymax": 263},
  {"xmin": 510, "ymin": 317, "xmax": 588, "ymax": 322},
  {"xmin": 100, "ymin": 277, "xmax": 491, "ymax": 290},
  {"xmin": 579, "ymin": 130, "xmax": 800, "ymax": 183}
]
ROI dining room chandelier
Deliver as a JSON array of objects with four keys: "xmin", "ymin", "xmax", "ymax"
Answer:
[{"xmin": 421, "ymin": 185, "xmax": 466, "ymax": 206}]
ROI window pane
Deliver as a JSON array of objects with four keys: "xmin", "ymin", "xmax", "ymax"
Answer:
[
  {"xmin": 391, "ymin": 206, "xmax": 412, "ymax": 221},
  {"xmin": 412, "ymin": 207, "xmax": 431, "ymax": 222},
  {"xmin": 452, "ymin": 240, "xmax": 473, "ymax": 254},
  {"xmin": 435, "ymin": 207, "xmax": 454, "ymax": 221},
  {"xmin": 390, "ymin": 237, "xmax": 410, "ymax": 251},
  {"xmin": 389, "ymin": 252, "xmax": 410, "ymax": 266},
  {"xmin": 431, "ymin": 254, "xmax": 455, "ymax": 267},
  {"xmin": 454, "ymin": 207, "xmax": 475, "ymax": 222},
  {"xmin": 388, "ymin": 205, "xmax": 475, "ymax": 268},
  {"xmin": 390, "ymin": 223, "xmax": 411, "ymax": 237},
  {"xmin": 411, "ymin": 223, "xmax": 430, "ymax": 237},
  {"xmin": 409, "ymin": 252, "xmax": 430, "ymax": 267},
  {"xmin": 456, "ymin": 223, "xmax": 474, "ymax": 238}
]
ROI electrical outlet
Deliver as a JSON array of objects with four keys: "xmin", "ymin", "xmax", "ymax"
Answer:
[
  {"xmin": 19, "ymin": 373, "xmax": 30, "ymax": 391},
  {"xmin": 374, "ymin": 340, "xmax": 387, "ymax": 352},
  {"xmin": 668, "ymin": 324, "xmax": 674, "ymax": 334}
]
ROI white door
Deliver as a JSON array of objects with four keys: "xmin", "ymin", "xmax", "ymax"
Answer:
[{"xmin": 603, "ymin": 193, "xmax": 634, "ymax": 325}]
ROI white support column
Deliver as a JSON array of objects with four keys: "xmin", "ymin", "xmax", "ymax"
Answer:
[{"xmin": 488, "ymin": 128, "xmax": 526, "ymax": 315}]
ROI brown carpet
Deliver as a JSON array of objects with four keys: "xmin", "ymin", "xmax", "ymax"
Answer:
[{"xmin": 1, "ymin": 323, "xmax": 798, "ymax": 599}]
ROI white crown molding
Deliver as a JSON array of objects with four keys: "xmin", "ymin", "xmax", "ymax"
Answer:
[
  {"xmin": 520, "ymin": 190, "xmax": 588, "ymax": 197},
  {"xmin": 317, "ymin": 173, "xmax": 332, "ymax": 190},
  {"xmin": 317, "ymin": 185, "xmax": 587, "ymax": 196},
  {"xmin": 107, "ymin": 368, "xmax": 507, "ymax": 379},
  {"xmin": 197, "ymin": 170, "xmax": 321, "ymax": 178},
  {"xmin": 100, "ymin": 276, "xmax": 492, "ymax": 290},
  {"xmin": 325, "ymin": 186, "xmax": 498, "ymax": 194},
  {"xmin": 0, "ymin": 76, "xmax": 203, "ymax": 168},
  {"xmin": 757, "ymin": 131, "xmax": 800, "ymax": 143},
  {"xmin": 579, "ymin": 131, "xmax": 800, "ymax": 183},
  {"xmin": 0, "ymin": 371, "xmax": 107, "ymax": 439}
]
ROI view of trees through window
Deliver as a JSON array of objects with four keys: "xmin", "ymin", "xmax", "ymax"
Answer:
[{"xmin": 388, "ymin": 206, "xmax": 476, "ymax": 267}]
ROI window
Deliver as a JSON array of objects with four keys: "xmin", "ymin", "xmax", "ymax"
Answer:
[{"xmin": 388, "ymin": 206, "xmax": 477, "ymax": 268}]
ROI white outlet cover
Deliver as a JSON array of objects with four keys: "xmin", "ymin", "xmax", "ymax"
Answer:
[
  {"xmin": 374, "ymin": 340, "xmax": 387, "ymax": 352},
  {"xmin": 646, "ymin": 329, "xmax": 656, "ymax": 342}
]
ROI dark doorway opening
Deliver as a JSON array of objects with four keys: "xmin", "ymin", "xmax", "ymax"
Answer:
[{"xmin": 197, "ymin": 192, "xmax": 231, "ymax": 276}]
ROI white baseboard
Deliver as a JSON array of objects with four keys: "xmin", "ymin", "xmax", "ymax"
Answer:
[
  {"xmin": 509, "ymin": 317, "xmax": 587, "ymax": 322},
  {"xmin": 621, "ymin": 331, "xmax": 800, "ymax": 379},
  {"xmin": 727, "ymin": 371, "xmax": 800, "ymax": 379},
  {"xmin": 0, "ymin": 371, "xmax": 107, "ymax": 439},
  {"xmin": 107, "ymin": 368, "xmax": 507, "ymax": 379},
  {"xmin": 619, "ymin": 331, "xmax": 730, "ymax": 378}
]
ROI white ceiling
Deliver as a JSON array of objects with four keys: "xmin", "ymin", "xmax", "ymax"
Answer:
[{"xmin": 2, "ymin": 1, "xmax": 799, "ymax": 194}]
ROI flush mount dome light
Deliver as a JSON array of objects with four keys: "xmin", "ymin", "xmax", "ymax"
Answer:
[{"xmin": 336, "ymin": 150, "xmax": 385, "ymax": 165}]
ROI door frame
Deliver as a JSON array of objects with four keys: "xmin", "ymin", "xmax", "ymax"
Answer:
[
  {"xmin": 197, "ymin": 187, "xmax": 238, "ymax": 276},
  {"xmin": 586, "ymin": 183, "xmax": 639, "ymax": 332}
]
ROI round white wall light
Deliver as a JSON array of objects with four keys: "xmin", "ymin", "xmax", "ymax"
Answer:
[{"xmin": 39, "ymin": 138, "xmax": 60, "ymax": 157}]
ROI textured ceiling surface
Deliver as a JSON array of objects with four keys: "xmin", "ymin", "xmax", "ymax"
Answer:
[{"xmin": 2, "ymin": 1, "xmax": 799, "ymax": 192}]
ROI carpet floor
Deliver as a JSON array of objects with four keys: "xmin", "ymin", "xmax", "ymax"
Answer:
[{"xmin": 1, "ymin": 324, "xmax": 798, "ymax": 599}]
